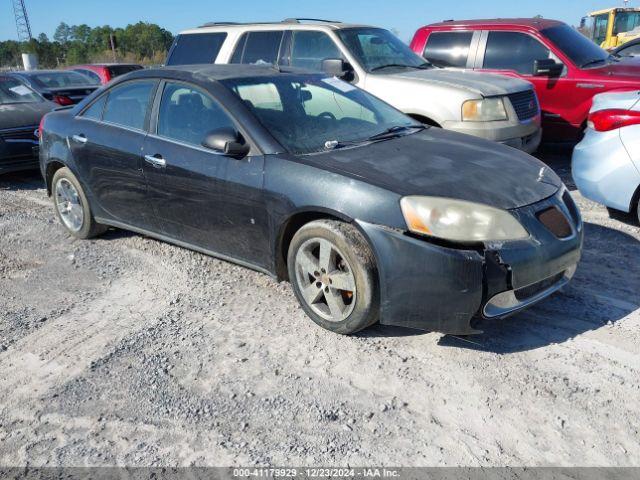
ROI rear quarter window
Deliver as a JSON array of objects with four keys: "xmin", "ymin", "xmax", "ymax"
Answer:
[
  {"xmin": 230, "ymin": 31, "xmax": 284, "ymax": 65},
  {"xmin": 423, "ymin": 31, "xmax": 474, "ymax": 68},
  {"xmin": 166, "ymin": 33, "xmax": 228, "ymax": 65}
]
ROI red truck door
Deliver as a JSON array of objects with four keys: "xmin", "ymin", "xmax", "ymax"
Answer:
[{"xmin": 472, "ymin": 30, "xmax": 585, "ymax": 141}]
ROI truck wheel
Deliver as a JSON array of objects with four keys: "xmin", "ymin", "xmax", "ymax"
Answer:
[
  {"xmin": 52, "ymin": 167, "xmax": 107, "ymax": 239},
  {"xmin": 287, "ymin": 219, "xmax": 379, "ymax": 335}
]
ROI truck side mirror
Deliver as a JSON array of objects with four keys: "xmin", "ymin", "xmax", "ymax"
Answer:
[
  {"xmin": 534, "ymin": 59, "xmax": 563, "ymax": 76},
  {"xmin": 321, "ymin": 58, "xmax": 353, "ymax": 79}
]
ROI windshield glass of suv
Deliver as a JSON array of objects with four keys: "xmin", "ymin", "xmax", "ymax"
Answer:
[
  {"xmin": 337, "ymin": 27, "xmax": 428, "ymax": 72},
  {"xmin": 0, "ymin": 78, "xmax": 42, "ymax": 104},
  {"xmin": 542, "ymin": 24, "xmax": 610, "ymax": 68},
  {"xmin": 31, "ymin": 71, "xmax": 99, "ymax": 88},
  {"xmin": 222, "ymin": 74, "xmax": 419, "ymax": 155}
]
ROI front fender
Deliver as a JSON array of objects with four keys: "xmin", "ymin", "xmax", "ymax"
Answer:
[{"xmin": 357, "ymin": 220, "xmax": 484, "ymax": 334}]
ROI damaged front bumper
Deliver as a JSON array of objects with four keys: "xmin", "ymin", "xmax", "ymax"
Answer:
[{"xmin": 357, "ymin": 188, "xmax": 583, "ymax": 335}]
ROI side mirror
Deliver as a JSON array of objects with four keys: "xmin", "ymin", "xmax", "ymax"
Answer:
[
  {"xmin": 321, "ymin": 58, "xmax": 352, "ymax": 78},
  {"xmin": 533, "ymin": 59, "xmax": 563, "ymax": 76},
  {"xmin": 201, "ymin": 127, "xmax": 250, "ymax": 159}
]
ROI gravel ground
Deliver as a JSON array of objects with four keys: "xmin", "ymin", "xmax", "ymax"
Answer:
[{"xmin": 0, "ymin": 149, "xmax": 639, "ymax": 467}]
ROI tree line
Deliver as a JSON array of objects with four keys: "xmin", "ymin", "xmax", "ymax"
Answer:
[{"xmin": 0, "ymin": 22, "xmax": 174, "ymax": 69}]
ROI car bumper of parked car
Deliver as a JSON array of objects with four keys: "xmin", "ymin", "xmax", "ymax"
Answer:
[
  {"xmin": 443, "ymin": 115, "xmax": 542, "ymax": 154},
  {"xmin": 357, "ymin": 188, "xmax": 582, "ymax": 335},
  {"xmin": 0, "ymin": 148, "xmax": 40, "ymax": 175},
  {"xmin": 572, "ymin": 128, "xmax": 640, "ymax": 213}
]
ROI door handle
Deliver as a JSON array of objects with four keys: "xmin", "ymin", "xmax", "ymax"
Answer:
[
  {"xmin": 71, "ymin": 134, "xmax": 87, "ymax": 144},
  {"xmin": 144, "ymin": 154, "xmax": 166, "ymax": 168}
]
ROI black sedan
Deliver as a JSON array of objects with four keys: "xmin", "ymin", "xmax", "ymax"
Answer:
[
  {"xmin": 39, "ymin": 65, "xmax": 583, "ymax": 335},
  {"xmin": 1, "ymin": 75, "xmax": 56, "ymax": 174},
  {"xmin": 6, "ymin": 70, "xmax": 99, "ymax": 106}
]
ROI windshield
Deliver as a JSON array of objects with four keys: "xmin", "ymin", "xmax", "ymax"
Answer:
[
  {"xmin": 336, "ymin": 27, "xmax": 429, "ymax": 72},
  {"xmin": 542, "ymin": 24, "xmax": 610, "ymax": 68},
  {"xmin": 613, "ymin": 11, "xmax": 640, "ymax": 35},
  {"xmin": 222, "ymin": 74, "xmax": 420, "ymax": 155},
  {"xmin": 0, "ymin": 78, "xmax": 42, "ymax": 104},
  {"xmin": 31, "ymin": 71, "xmax": 99, "ymax": 88}
]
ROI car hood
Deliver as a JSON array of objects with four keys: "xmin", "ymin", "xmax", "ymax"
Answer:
[
  {"xmin": 588, "ymin": 58, "xmax": 640, "ymax": 79},
  {"xmin": 302, "ymin": 128, "xmax": 561, "ymax": 210},
  {"xmin": 386, "ymin": 68, "xmax": 533, "ymax": 97},
  {"xmin": 0, "ymin": 101, "xmax": 55, "ymax": 130}
]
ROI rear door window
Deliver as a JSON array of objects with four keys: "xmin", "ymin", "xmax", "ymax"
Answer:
[
  {"xmin": 230, "ymin": 31, "xmax": 284, "ymax": 65},
  {"xmin": 483, "ymin": 31, "xmax": 550, "ymax": 75},
  {"xmin": 102, "ymin": 81, "xmax": 156, "ymax": 130},
  {"xmin": 166, "ymin": 33, "xmax": 228, "ymax": 65},
  {"xmin": 290, "ymin": 31, "xmax": 342, "ymax": 71},
  {"xmin": 423, "ymin": 31, "xmax": 474, "ymax": 68}
]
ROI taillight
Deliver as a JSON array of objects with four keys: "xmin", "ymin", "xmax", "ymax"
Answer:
[
  {"xmin": 588, "ymin": 108, "xmax": 640, "ymax": 132},
  {"xmin": 38, "ymin": 115, "xmax": 47, "ymax": 139},
  {"xmin": 53, "ymin": 95, "xmax": 74, "ymax": 106}
]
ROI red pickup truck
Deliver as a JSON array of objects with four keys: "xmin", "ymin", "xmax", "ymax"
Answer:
[{"xmin": 410, "ymin": 18, "xmax": 640, "ymax": 141}]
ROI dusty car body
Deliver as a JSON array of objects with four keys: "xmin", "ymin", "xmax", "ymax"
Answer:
[
  {"xmin": 0, "ymin": 76, "xmax": 56, "ymax": 174},
  {"xmin": 39, "ymin": 65, "xmax": 581, "ymax": 335}
]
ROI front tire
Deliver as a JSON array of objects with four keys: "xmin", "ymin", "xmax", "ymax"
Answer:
[
  {"xmin": 287, "ymin": 220, "xmax": 379, "ymax": 334},
  {"xmin": 52, "ymin": 167, "xmax": 106, "ymax": 239}
]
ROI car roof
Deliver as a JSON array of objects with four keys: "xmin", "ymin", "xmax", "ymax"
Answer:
[
  {"xmin": 616, "ymin": 37, "xmax": 640, "ymax": 48},
  {"xmin": 11, "ymin": 69, "xmax": 85, "ymax": 76},
  {"xmin": 125, "ymin": 64, "xmax": 321, "ymax": 82},
  {"xmin": 424, "ymin": 18, "xmax": 565, "ymax": 30},
  {"xmin": 179, "ymin": 19, "xmax": 373, "ymax": 35},
  {"xmin": 71, "ymin": 63, "xmax": 142, "ymax": 68}
]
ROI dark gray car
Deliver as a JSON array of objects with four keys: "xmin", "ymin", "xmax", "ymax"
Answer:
[
  {"xmin": 0, "ymin": 76, "xmax": 56, "ymax": 174},
  {"xmin": 6, "ymin": 70, "xmax": 99, "ymax": 106},
  {"xmin": 39, "ymin": 65, "xmax": 582, "ymax": 335}
]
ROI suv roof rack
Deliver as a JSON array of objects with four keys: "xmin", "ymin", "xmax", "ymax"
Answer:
[
  {"xmin": 197, "ymin": 18, "xmax": 343, "ymax": 28},
  {"xmin": 282, "ymin": 18, "xmax": 342, "ymax": 24}
]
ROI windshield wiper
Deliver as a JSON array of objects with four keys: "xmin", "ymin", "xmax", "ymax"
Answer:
[
  {"xmin": 370, "ymin": 63, "xmax": 431, "ymax": 72},
  {"xmin": 367, "ymin": 125, "xmax": 425, "ymax": 141},
  {"xmin": 580, "ymin": 58, "xmax": 607, "ymax": 68},
  {"xmin": 324, "ymin": 125, "xmax": 425, "ymax": 150}
]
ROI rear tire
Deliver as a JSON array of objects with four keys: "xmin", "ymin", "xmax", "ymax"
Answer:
[
  {"xmin": 52, "ymin": 167, "xmax": 107, "ymax": 239},
  {"xmin": 287, "ymin": 219, "xmax": 379, "ymax": 335}
]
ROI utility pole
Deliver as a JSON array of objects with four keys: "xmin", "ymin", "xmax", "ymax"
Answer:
[{"xmin": 12, "ymin": 0, "xmax": 32, "ymax": 42}]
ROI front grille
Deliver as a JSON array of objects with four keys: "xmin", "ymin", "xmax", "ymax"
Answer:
[
  {"xmin": 537, "ymin": 206, "xmax": 572, "ymax": 239},
  {"xmin": 507, "ymin": 90, "xmax": 539, "ymax": 121},
  {"xmin": 0, "ymin": 125, "xmax": 38, "ymax": 141},
  {"xmin": 514, "ymin": 272, "xmax": 565, "ymax": 301}
]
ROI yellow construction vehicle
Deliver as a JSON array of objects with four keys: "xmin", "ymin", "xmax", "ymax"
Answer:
[{"xmin": 585, "ymin": 7, "xmax": 640, "ymax": 49}]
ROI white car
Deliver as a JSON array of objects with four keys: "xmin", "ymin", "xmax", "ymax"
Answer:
[
  {"xmin": 165, "ymin": 19, "xmax": 542, "ymax": 153},
  {"xmin": 572, "ymin": 90, "xmax": 640, "ymax": 223}
]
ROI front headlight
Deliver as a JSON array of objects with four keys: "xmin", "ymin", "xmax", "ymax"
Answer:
[
  {"xmin": 400, "ymin": 196, "xmax": 529, "ymax": 242},
  {"xmin": 462, "ymin": 97, "xmax": 508, "ymax": 122}
]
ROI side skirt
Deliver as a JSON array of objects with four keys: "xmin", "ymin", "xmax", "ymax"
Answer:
[{"xmin": 94, "ymin": 217, "xmax": 276, "ymax": 279}]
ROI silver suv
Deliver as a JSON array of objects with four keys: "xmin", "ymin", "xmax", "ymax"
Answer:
[{"xmin": 167, "ymin": 19, "xmax": 542, "ymax": 153}]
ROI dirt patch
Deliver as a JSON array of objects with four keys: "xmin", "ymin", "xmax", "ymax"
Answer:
[{"xmin": 0, "ymin": 161, "xmax": 638, "ymax": 466}]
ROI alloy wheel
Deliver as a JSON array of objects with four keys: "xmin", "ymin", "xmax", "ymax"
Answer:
[
  {"xmin": 55, "ymin": 178, "xmax": 84, "ymax": 232},
  {"xmin": 294, "ymin": 237, "xmax": 357, "ymax": 322}
]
